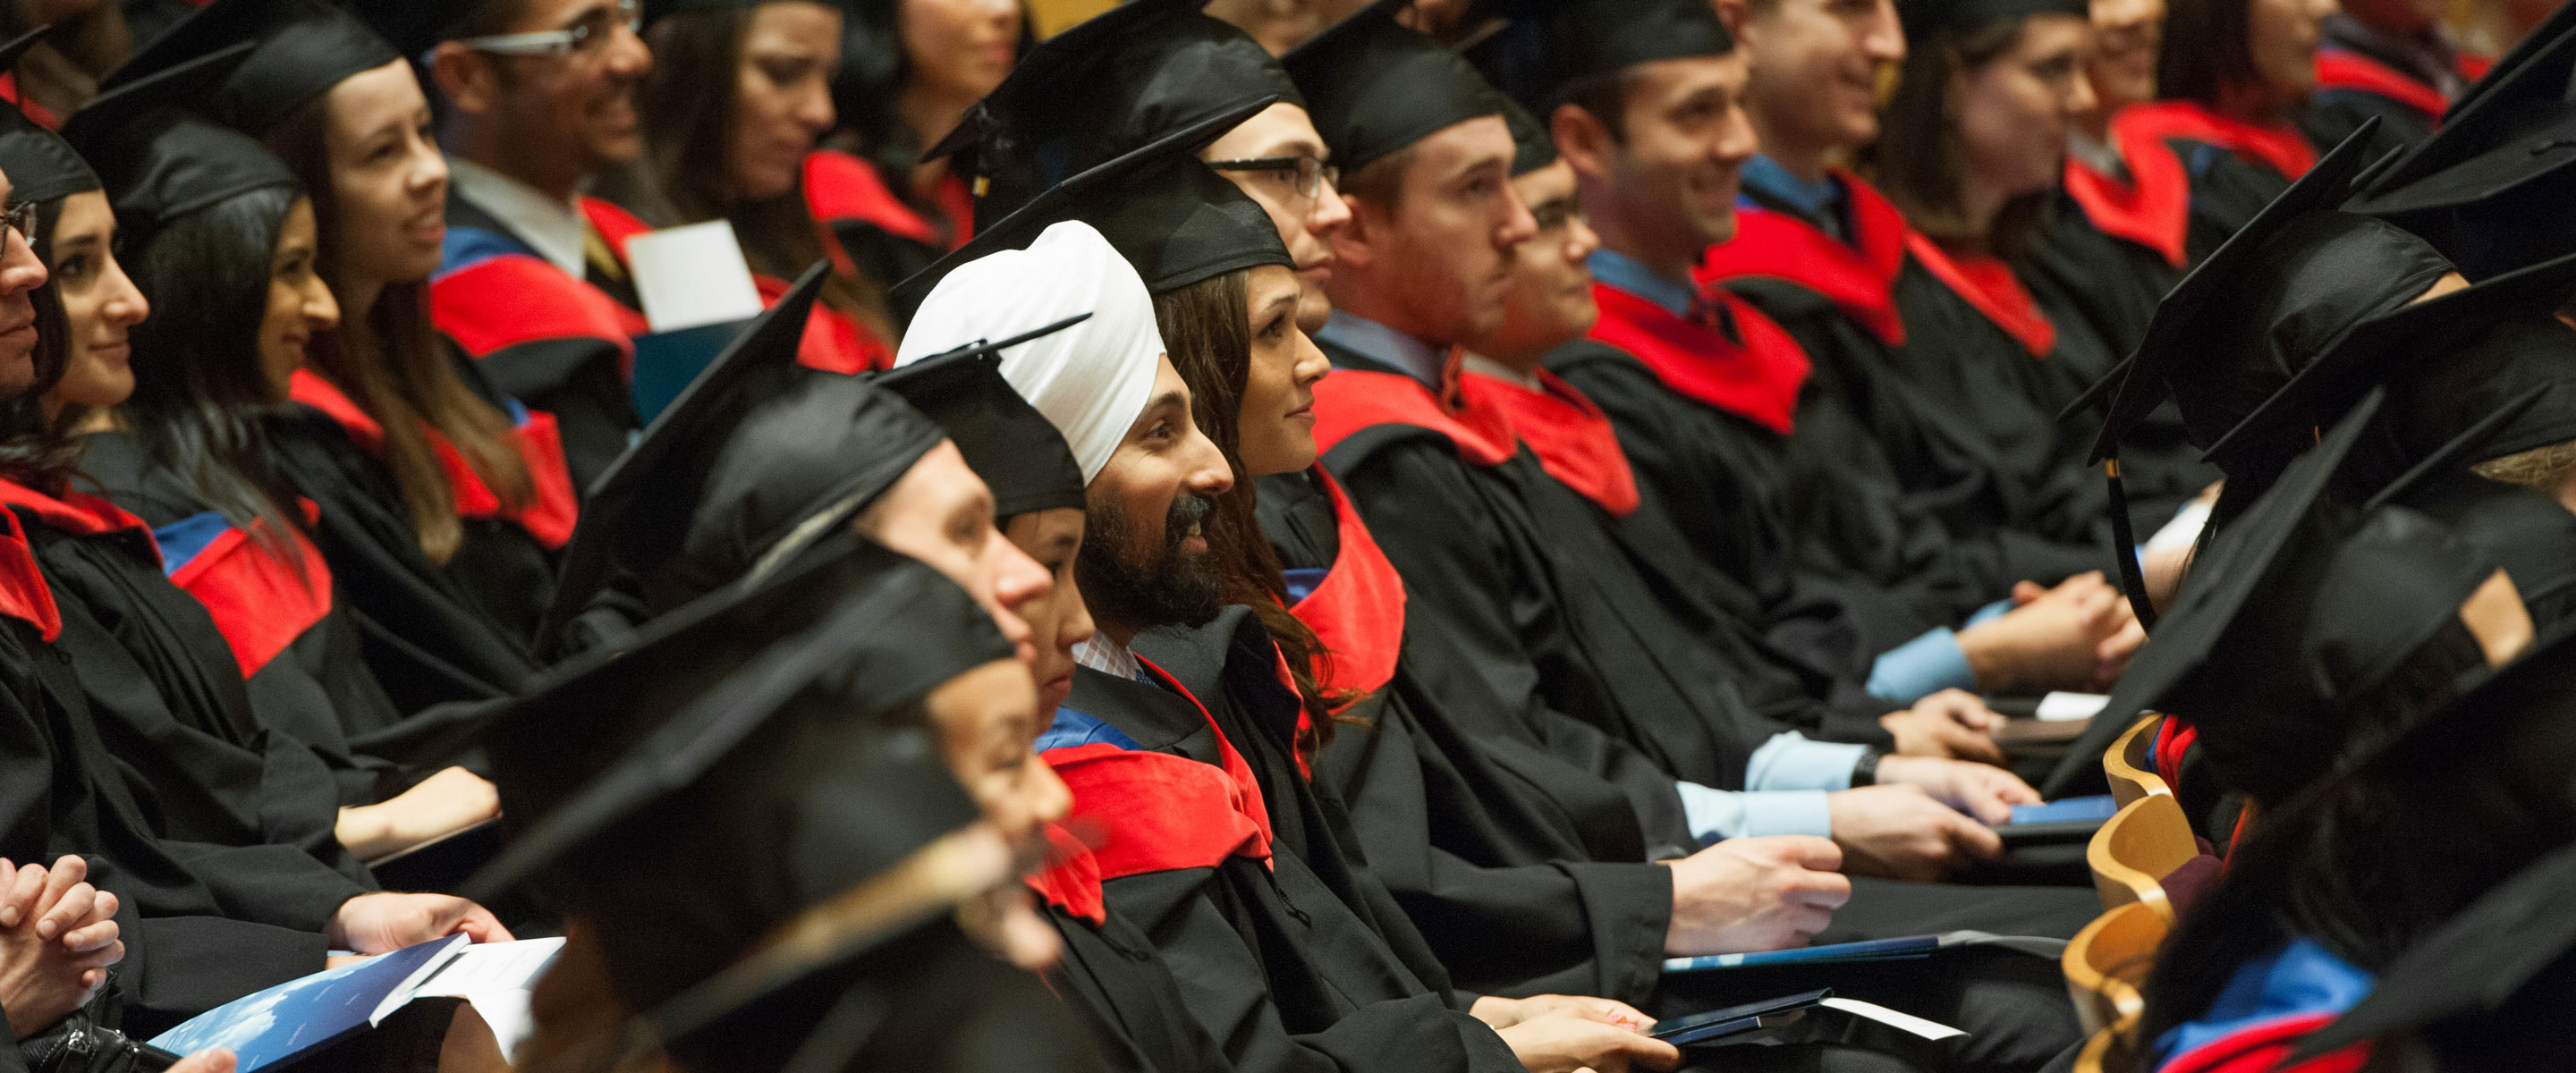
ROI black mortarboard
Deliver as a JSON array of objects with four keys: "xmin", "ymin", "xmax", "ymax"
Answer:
[
  {"xmin": 2207, "ymin": 249, "xmax": 2576, "ymax": 470},
  {"xmin": 876, "ymin": 337, "xmax": 1089, "ymax": 520},
  {"xmin": 642, "ymin": 0, "xmax": 758, "ymax": 24},
  {"xmin": 473, "ymin": 537, "xmax": 1012, "ymax": 1013},
  {"xmin": 1281, "ymin": 0, "xmax": 1509, "ymax": 173},
  {"xmin": 343, "ymin": 0, "xmax": 470, "ymax": 60},
  {"xmin": 2344, "ymin": 13, "xmax": 2576, "ymax": 280},
  {"xmin": 2040, "ymin": 392, "xmax": 2504, "ymax": 802},
  {"xmin": 892, "ymin": 97, "xmax": 1287, "ymax": 308},
  {"xmin": 1498, "ymin": 96, "xmax": 1555, "ymax": 177},
  {"xmin": 927, "ymin": 0, "xmax": 1304, "ymax": 230},
  {"xmin": 1458, "ymin": 0, "xmax": 1733, "ymax": 119},
  {"xmin": 2082, "ymin": 120, "xmax": 2452, "ymax": 475},
  {"xmin": 102, "ymin": 0, "xmax": 401, "ymax": 139},
  {"xmin": 63, "ymin": 44, "xmax": 297, "ymax": 258},
  {"xmin": 0, "ymin": 28, "xmax": 98, "ymax": 206},
  {"xmin": 1895, "ymin": 0, "xmax": 2088, "ymax": 42}
]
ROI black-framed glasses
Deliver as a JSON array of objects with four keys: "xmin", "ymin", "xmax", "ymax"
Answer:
[
  {"xmin": 453, "ymin": 0, "xmax": 639, "ymax": 57},
  {"xmin": 0, "ymin": 202, "xmax": 34, "ymax": 245},
  {"xmin": 1208, "ymin": 156, "xmax": 1341, "ymax": 201}
]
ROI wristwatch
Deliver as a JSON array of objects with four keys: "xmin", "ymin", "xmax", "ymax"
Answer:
[{"xmin": 1850, "ymin": 750, "xmax": 1884, "ymax": 788}]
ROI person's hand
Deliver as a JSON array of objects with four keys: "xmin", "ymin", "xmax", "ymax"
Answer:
[
  {"xmin": 0, "ymin": 858, "xmax": 123, "ymax": 1040},
  {"xmin": 1495, "ymin": 1014, "xmax": 1680, "ymax": 1073},
  {"xmin": 165, "ymin": 1050, "xmax": 237, "ymax": 1073},
  {"xmin": 1470, "ymin": 994, "xmax": 1655, "ymax": 1033},
  {"xmin": 1878, "ymin": 689, "xmax": 2007, "ymax": 764},
  {"xmin": 335, "ymin": 767, "xmax": 502, "ymax": 861},
  {"xmin": 0, "ymin": 857, "xmax": 120, "ymax": 951},
  {"xmin": 1958, "ymin": 572, "xmax": 2139, "ymax": 693},
  {"xmin": 326, "ymin": 893, "xmax": 513, "ymax": 955},
  {"xmin": 1875, "ymin": 756, "xmax": 2040, "ymax": 824},
  {"xmin": 1658, "ymin": 836, "xmax": 1849, "ymax": 956},
  {"xmin": 1825, "ymin": 785, "xmax": 2003, "ymax": 882}
]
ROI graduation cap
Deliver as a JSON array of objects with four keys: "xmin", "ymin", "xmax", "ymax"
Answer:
[
  {"xmin": 100, "ymin": 0, "xmax": 400, "ymax": 139},
  {"xmin": 62, "ymin": 43, "xmax": 297, "ymax": 258},
  {"xmin": 1455, "ymin": 0, "xmax": 1733, "ymax": 119},
  {"xmin": 1894, "ymin": 0, "xmax": 2088, "ymax": 42},
  {"xmin": 1499, "ymin": 97, "xmax": 1555, "ymax": 177},
  {"xmin": 2044, "ymin": 390, "xmax": 2509, "ymax": 804},
  {"xmin": 1280, "ymin": 0, "xmax": 1509, "ymax": 173},
  {"xmin": 874, "ymin": 330, "xmax": 1089, "ymax": 520},
  {"xmin": 890, "ymin": 96, "xmax": 1287, "ymax": 308},
  {"xmin": 2206, "ymin": 249, "xmax": 2576, "ymax": 474},
  {"xmin": 925, "ymin": 0, "xmax": 1304, "ymax": 231},
  {"xmin": 2343, "ymin": 12, "xmax": 2576, "ymax": 280},
  {"xmin": 471, "ymin": 536, "xmax": 1013, "ymax": 1015},
  {"xmin": 0, "ymin": 27, "xmax": 98, "ymax": 206}
]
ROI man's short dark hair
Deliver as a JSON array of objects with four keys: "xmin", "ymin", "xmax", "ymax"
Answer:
[
  {"xmin": 1339, "ymin": 141, "xmax": 1422, "ymax": 213},
  {"xmin": 2158, "ymin": 0, "xmax": 2258, "ymax": 108},
  {"xmin": 1553, "ymin": 69, "xmax": 1641, "ymax": 146}
]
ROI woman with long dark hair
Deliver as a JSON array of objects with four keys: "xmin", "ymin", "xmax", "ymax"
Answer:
[{"xmin": 835, "ymin": 0, "xmax": 1020, "ymax": 251}]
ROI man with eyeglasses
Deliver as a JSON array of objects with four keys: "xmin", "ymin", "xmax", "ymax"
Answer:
[{"xmin": 369, "ymin": 0, "xmax": 654, "ymax": 493}]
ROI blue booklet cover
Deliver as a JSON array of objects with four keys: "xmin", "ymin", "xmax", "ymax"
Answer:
[
  {"xmin": 1663, "ymin": 930, "xmax": 2066, "ymax": 973},
  {"xmin": 2007, "ymin": 794, "xmax": 2120, "ymax": 825},
  {"xmin": 631, "ymin": 318, "xmax": 755, "ymax": 425},
  {"xmin": 149, "ymin": 935, "xmax": 466, "ymax": 1072}
]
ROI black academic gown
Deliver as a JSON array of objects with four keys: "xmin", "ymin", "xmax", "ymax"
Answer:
[
  {"xmin": 262, "ymin": 373, "xmax": 540, "ymax": 711},
  {"xmin": 2100, "ymin": 102, "xmax": 2313, "ymax": 262},
  {"xmin": 1053, "ymin": 654, "xmax": 1524, "ymax": 1073},
  {"xmin": 1036, "ymin": 872, "xmax": 1240, "ymax": 1073}
]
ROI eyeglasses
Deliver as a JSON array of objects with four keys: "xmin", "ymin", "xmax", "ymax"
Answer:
[
  {"xmin": 1208, "ymin": 155, "xmax": 1342, "ymax": 203},
  {"xmin": 0, "ymin": 202, "xmax": 34, "ymax": 245},
  {"xmin": 453, "ymin": 0, "xmax": 639, "ymax": 57}
]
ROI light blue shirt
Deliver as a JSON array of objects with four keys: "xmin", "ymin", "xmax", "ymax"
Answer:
[
  {"xmin": 1674, "ymin": 731, "xmax": 1872, "ymax": 841},
  {"xmin": 1314, "ymin": 310, "xmax": 1448, "ymax": 388},
  {"xmin": 1588, "ymin": 249, "xmax": 1697, "ymax": 318},
  {"xmin": 1739, "ymin": 154, "xmax": 1851, "ymax": 242}
]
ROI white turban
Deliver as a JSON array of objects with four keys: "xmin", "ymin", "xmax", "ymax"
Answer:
[{"xmin": 894, "ymin": 221, "xmax": 1165, "ymax": 484}]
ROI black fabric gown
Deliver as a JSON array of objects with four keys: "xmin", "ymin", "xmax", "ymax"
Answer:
[{"xmin": 1037, "ymin": 880, "xmax": 1240, "ymax": 1073}]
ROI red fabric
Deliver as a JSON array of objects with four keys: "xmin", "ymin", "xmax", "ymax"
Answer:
[
  {"xmin": 2457, "ymin": 52, "xmax": 2493, "ymax": 80},
  {"xmin": 0, "ymin": 480, "xmax": 155, "ymax": 545},
  {"xmin": 1264, "ymin": 643, "xmax": 1315, "ymax": 782},
  {"xmin": 751, "ymin": 272, "xmax": 894, "ymax": 375},
  {"xmin": 2114, "ymin": 100, "xmax": 2318, "ymax": 182},
  {"xmin": 286, "ymin": 369, "xmax": 384, "ymax": 454},
  {"xmin": 0, "ymin": 510, "xmax": 59, "ymax": 642},
  {"xmin": 1284, "ymin": 469, "xmax": 1407, "ymax": 706},
  {"xmin": 804, "ymin": 150, "xmax": 940, "ymax": 245},
  {"xmin": 1310, "ymin": 364, "xmax": 1517, "ymax": 468},
  {"xmin": 2155, "ymin": 716, "xmax": 2196, "ymax": 795},
  {"xmin": 0, "ymin": 74, "xmax": 58, "ymax": 130},
  {"xmin": 431, "ymin": 253, "xmax": 646, "ymax": 375},
  {"xmin": 579, "ymin": 197, "xmax": 654, "ymax": 263},
  {"xmin": 1026, "ymin": 823, "xmax": 1106, "ymax": 925},
  {"xmin": 1456, "ymin": 368, "xmax": 1641, "ymax": 517},
  {"xmin": 1045, "ymin": 742, "xmax": 1273, "ymax": 880},
  {"xmin": 2064, "ymin": 123, "xmax": 2193, "ymax": 268},
  {"xmin": 1588, "ymin": 283, "xmax": 1811, "ymax": 435},
  {"xmin": 2315, "ymin": 49, "xmax": 2451, "ymax": 123},
  {"xmin": 1904, "ymin": 237, "xmax": 2058, "ymax": 358},
  {"xmin": 930, "ymin": 170, "xmax": 977, "ymax": 249},
  {"xmin": 2157, "ymin": 1012, "xmax": 2372, "ymax": 1073},
  {"xmin": 1696, "ymin": 169, "xmax": 1912, "ymax": 347},
  {"xmin": 169, "ymin": 521, "xmax": 332, "ymax": 678}
]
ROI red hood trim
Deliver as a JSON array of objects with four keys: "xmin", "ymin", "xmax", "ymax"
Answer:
[
  {"xmin": 169, "ymin": 520, "xmax": 331, "ymax": 679},
  {"xmin": 287, "ymin": 369, "xmax": 385, "ymax": 455},
  {"xmin": 1455, "ymin": 368, "xmax": 1641, "ymax": 517},
  {"xmin": 0, "ymin": 74, "xmax": 58, "ymax": 130},
  {"xmin": 1025, "ymin": 823, "xmax": 1106, "ymax": 926},
  {"xmin": 293, "ymin": 369, "xmax": 580, "ymax": 547},
  {"xmin": 0, "ymin": 478, "xmax": 155, "ymax": 547},
  {"xmin": 578, "ymin": 197, "xmax": 653, "ymax": 263},
  {"xmin": 804, "ymin": 150, "xmax": 939, "ymax": 245},
  {"xmin": 1283, "ymin": 469, "xmax": 1406, "ymax": 706},
  {"xmin": 1310, "ymin": 361, "xmax": 1517, "ymax": 468},
  {"xmin": 753, "ymin": 272, "xmax": 894, "ymax": 375},
  {"xmin": 1695, "ymin": 169, "xmax": 1911, "ymax": 347},
  {"xmin": 2315, "ymin": 49, "xmax": 2450, "ymax": 122},
  {"xmin": 2067, "ymin": 119, "xmax": 2193, "ymax": 269},
  {"xmin": 1043, "ymin": 736, "xmax": 1274, "ymax": 883},
  {"xmin": 1587, "ymin": 283, "xmax": 1809, "ymax": 435},
  {"xmin": 2114, "ymin": 101, "xmax": 2318, "ymax": 182},
  {"xmin": 431, "ymin": 253, "xmax": 645, "ymax": 374},
  {"xmin": 0, "ymin": 509, "xmax": 58, "ymax": 641},
  {"xmin": 2158, "ymin": 1011, "xmax": 2371, "ymax": 1073},
  {"xmin": 1904, "ymin": 236, "xmax": 2058, "ymax": 359}
]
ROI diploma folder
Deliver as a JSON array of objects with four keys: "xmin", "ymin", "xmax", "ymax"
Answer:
[
  {"xmin": 149, "ymin": 936, "xmax": 567, "ymax": 1072},
  {"xmin": 1662, "ymin": 930, "xmax": 2066, "ymax": 974}
]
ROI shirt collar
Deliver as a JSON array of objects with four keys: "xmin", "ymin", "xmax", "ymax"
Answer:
[
  {"xmin": 447, "ymin": 156, "xmax": 589, "ymax": 280},
  {"xmin": 1740, "ymin": 154, "xmax": 1850, "ymax": 241},
  {"xmin": 1588, "ymin": 248, "xmax": 1696, "ymax": 318},
  {"xmin": 1074, "ymin": 632, "xmax": 1143, "ymax": 681},
  {"xmin": 1458, "ymin": 353, "xmax": 1537, "ymax": 389},
  {"xmin": 1314, "ymin": 310, "xmax": 1449, "ymax": 390}
]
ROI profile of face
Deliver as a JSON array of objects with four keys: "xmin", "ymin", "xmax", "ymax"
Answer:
[
  {"xmin": 41, "ymin": 191, "xmax": 149, "ymax": 412},
  {"xmin": 435, "ymin": 0, "xmax": 655, "ymax": 182},
  {"xmin": 1204, "ymin": 103, "xmax": 1352, "ymax": 333},
  {"xmin": 1234, "ymin": 264, "xmax": 1329, "ymax": 477},
  {"xmin": 258, "ymin": 199, "xmax": 340, "ymax": 397},
  {"xmin": 0, "ymin": 171, "xmax": 50, "ymax": 399},
  {"xmin": 2245, "ymin": 0, "xmax": 2335, "ymax": 107},
  {"xmin": 900, "ymin": 0, "xmax": 1021, "ymax": 104},
  {"xmin": 2087, "ymin": 0, "xmax": 2165, "ymax": 112},
  {"xmin": 1075, "ymin": 354, "xmax": 1235, "ymax": 632},
  {"xmin": 1331, "ymin": 114, "xmax": 1536, "ymax": 346},
  {"xmin": 324, "ymin": 61, "xmax": 450, "ymax": 291},
  {"xmin": 728, "ymin": 1, "xmax": 842, "ymax": 203},
  {"xmin": 922, "ymin": 657, "xmax": 1066, "ymax": 972},
  {"xmin": 1480, "ymin": 161, "xmax": 1603, "ymax": 361},
  {"xmin": 858, "ymin": 439, "xmax": 1052, "ymax": 665},
  {"xmin": 1955, "ymin": 15, "xmax": 2098, "ymax": 202},
  {"xmin": 1571, "ymin": 52, "xmax": 1758, "ymax": 258},
  {"xmin": 1740, "ymin": 0, "xmax": 1907, "ymax": 156},
  {"xmin": 1002, "ymin": 508, "xmax": 1095, "ymax": 717}
]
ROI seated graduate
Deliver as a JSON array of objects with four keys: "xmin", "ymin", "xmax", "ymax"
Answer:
[
  {"xmin": 2044, "ymin": 0, "xmax": 2191, "ymax": 350},
  {"xmin": 827, "ymin": 0, "xmax": 1016, "ymax": 262},
  {"xmin": 107, "ymin": 0, "xmax": 580, "ymax": 651},
  {"xmin": 602, "ymin": 0, "xmax": 899, "ymax": 372},
  {"xmin": 898, "ymin": 216, "xmax": 1676, "ymax": 1073},
  {"xmin": 16, "ymin": 41, "xmax": 499, "ymax": 839},
  {"xmin": 1469, "ymin": 0, "xmax": 2134, "ymax": 722},
  {"xmin": 2123, "ymin": 429, "xmax": 2564, "ymax": 1071},
  {"xmin": 2113, "ymin": 0, "xmax": 2334, "ymax": 253},
  {"xmin": 480, "ymin": 532, "xmax": 1105, "ymax": 1073},
  {"xmin": 382, "ymin": 0, "xmax": 656, "ymax": 492},
  {"xmin": 2302, "ymin": 0, "xmax": 2489, "ymax": 158}
]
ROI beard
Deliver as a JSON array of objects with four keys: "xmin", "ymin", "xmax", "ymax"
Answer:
[{"xmin": 1078, "ymin": 491, "xmax": 1224, "ymax": 631}]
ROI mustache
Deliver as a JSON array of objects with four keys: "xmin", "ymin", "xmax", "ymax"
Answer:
[{"xmin": 1164, "ymin": 494, "xmax": 1216, "ymax": 550}]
